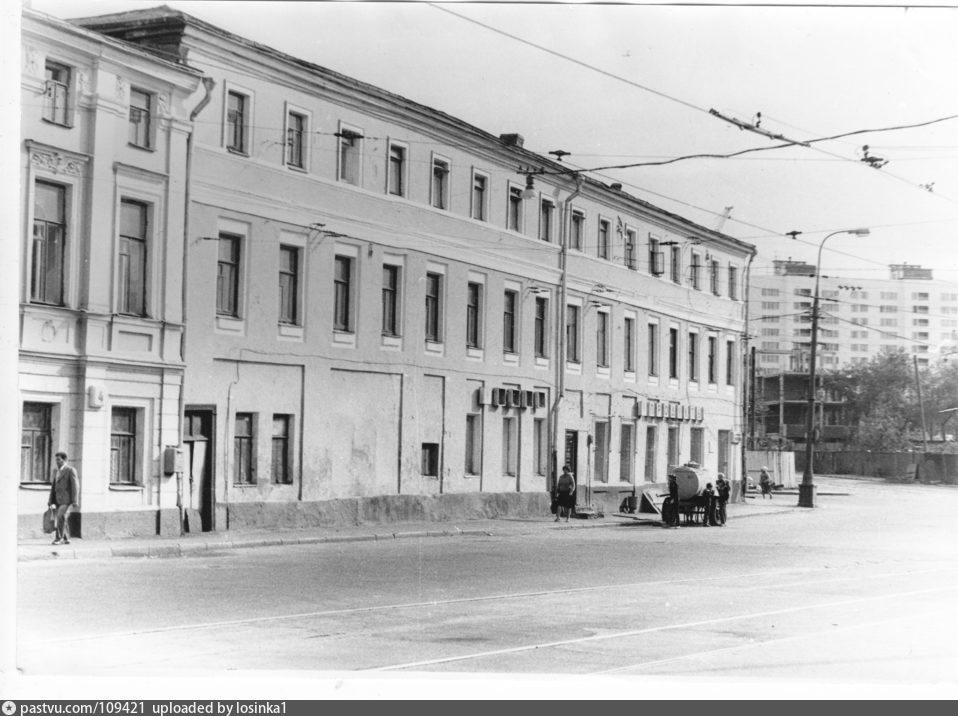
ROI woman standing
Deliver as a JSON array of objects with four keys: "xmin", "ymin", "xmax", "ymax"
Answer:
[
  {"xmin": 759, "ymin": 467, "xmax": 773, "ymax": 499},
  {"xmin": 554, "ymin": 465, "xmax": 577, "ymax": 522}
]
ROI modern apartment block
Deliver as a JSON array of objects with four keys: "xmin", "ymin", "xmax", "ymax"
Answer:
[
  {"xmin": 18, "ymin": 9, "xmax": 203, "ymax": 537},
  {"xmin": 750, "ymin": 260, "xmax": 958, "ymax": 374},
  {"xmin": 19, "ymin": 6, "xmax": 755, "ymax": 536}
]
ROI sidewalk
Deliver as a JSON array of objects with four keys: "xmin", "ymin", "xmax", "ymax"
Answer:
[{"xmin": 17, "ymin": 495, "xmax": 807, "ymax": 563}]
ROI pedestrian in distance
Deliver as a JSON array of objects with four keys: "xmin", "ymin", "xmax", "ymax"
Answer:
[
  {"xmin": 701, "ymin": 482, "xmax": 716, "ymax": 526},
  {"xmin": 715, "ymin": 474, "xmax": 731, "ymax": 526},
  {"xmin": 664, "ymin": 473, "xmax": 681, "ymax": 528},
  {"xmin": 759, "ymin": 467, "xmax": 772, "ymax": 499},
  {"xmin": 48, "ymin": 451, "xmax": 79, "ymax": 545},
  {"xmin": 554, "ymin": 464, "xmax": 576, "ymax": 522}
]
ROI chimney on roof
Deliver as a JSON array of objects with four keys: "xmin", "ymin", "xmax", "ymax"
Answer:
[
  {"xmin": 610, "ymin": 183, "xmax": 623, "ymax": 191},
  {"xmin": 499, "ymin": 133, "xmax": 525, "ymax": 148}
]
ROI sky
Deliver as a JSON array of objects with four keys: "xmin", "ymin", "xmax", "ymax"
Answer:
[{"xmin": 20, "ymin": 0, "xmax": 958, "ymax": 287}]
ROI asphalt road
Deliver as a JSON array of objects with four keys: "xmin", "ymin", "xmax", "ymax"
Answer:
[{"xmin": 15, "ymin": 477, "xmax": 958, "ymax": 692}]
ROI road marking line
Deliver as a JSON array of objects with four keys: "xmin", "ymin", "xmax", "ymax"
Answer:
[
  {"xmin": 364, "ymin": 584, "xmax": 958, "ymax": 672},
  {"xmin": 25, "ymin": 564, "xmax": 956, "ymax": 647}
]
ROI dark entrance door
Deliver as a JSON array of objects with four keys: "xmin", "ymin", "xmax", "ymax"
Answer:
[
  {"xmin": 184, "ymin": 409, "xmax": 215, "ymax": 532},
  {"xmin": 564, "ymin": 430, "xmax": 579, "ymax": 504}
]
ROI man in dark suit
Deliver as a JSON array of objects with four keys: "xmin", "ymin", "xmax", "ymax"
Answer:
[{"xmin": 48, "ymin": 451, "xmax": 79, "ymax": 545}]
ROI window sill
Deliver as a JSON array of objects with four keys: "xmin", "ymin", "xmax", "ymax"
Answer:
[
  {"xmin": 127, "ymin": 143, "xmax": 155, "ymax": 152},
  {"xmin": 503, "ymin": 352, "xmax": 520, "ymax": 366},
  {"xmin": 382, "ymin": 334, "xmax": 402, "ymax": 351},
  {"xmin": 425, "ymin": 340, "xmax": 445, "ymax": 357},
  {"xmin": 466, "ymin": 346, "xmax": 484, "ymax": 361},
  {"xmin": 565, "ymin": 360, "xmax": 582, "ymax": 375},
  {"xmin": 286, "ymin": 164, "xmax": 308, "ymax": 173},
  {"xmin": 215, "ymin": 315, "xmax": 245, "ymax": 334},
  {"xmin": 41, "ymin": 118, "xmax": 73, "ymax": 129},
  {"xmin": 20, "ymin": 483, "xmax": 51, "ymax": 491},
  {"xmin": 624, "ymin": 370, "xmax": 636, "ymax": 382},
  {"xmin": 278, "ymin": 323, "xmax": 304, "ymax": 341},
  {"xmin": 109, "ymin": 484, "xmax": 144, "ymax": 491},
  {"xmin": 232, "ymin": 483, "xmax": 259, "ymax": 488},
  {"xmin": 226, "ymin": 147, "xmax": 250, "ymax": 157},
  {"xmin": 596, "ymin": 365, "xmax": 610, "ymax": 378},
  {"xmin": 534, "ymin": 356, "xmax": 549, "ymax": 369},
  {"xmin": 332, "ymin": 330, "xmax": 356, "ymax": 348}
]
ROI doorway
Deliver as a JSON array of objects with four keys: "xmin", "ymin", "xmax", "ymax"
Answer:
[
  {"xmin": 184, "ymin": 409, "xmax": 215, "ymax": 532},
  {"xmin": 718, "ymin": 430, "xmax": 731, "ymax": 477},
  {"xmin": 564, "ymin": 430, "xmax": 579, "ymax": 505}
]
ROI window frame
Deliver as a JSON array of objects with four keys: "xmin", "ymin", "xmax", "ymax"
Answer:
[
  {"xmin": 216, "ymin": 232, "xmax": 241, "ymax": 318},
  {"xmin": 465, "ymin": 414, "xmax": 482, "ymax": 476},
  {"xmin": 691, "ymin": 252, "xmax": 702, "ymax": 290},
  {"xmin": 110, "ymin": 407, "xmax": 140, "ymax": 486},
  {"xmin": 466, "ymin": 281, "xmax": 483, "ymax": 349},
  {"xmin": 387, "ymin": 140, "xmax": 408, "ymax": 197},
  {"xmin": 539, "ymin": 198, "xmax": 555, "ymax": 242},
  {"xmin": 128, "ymin": 87, "xmax": 153, "ymax": 150},
  {"xmin": 670, "ymin": 245, "xmax": 681, "ymax": 284},
  {"xmin": 534, "ymin": 296, "xmax": 549, "ymax": 359},
  {"xmin": 425, "ymin": 271, "xmax": 444, "ymax": 343},
  {"xmin": 271, "ymin": 414, "xmax": 293, "ymax": 485},
  {"xmin": 278, "ymin": 244, "xmax": 300, "ymax": 326},
  {"xmin": 710, "ymin": 259, "xmax": 721, "ymax": 296},
  {"xmin": 728, "ymin": 264, "xmax": 738, "ymax": 300},
  {"xmin": 597, "ymin": 218, "xmax": 610, "ymax": 259},
  {"xmin": 596, "ymin": 310, "xmax": 610, "ymax": 368},
  {"xmin": 570, "ymin": 209, "xmax": 585, "ymax": 251},
  {"xmin": 647, "ymin": 322, "xmax": 659, "ymax": 377},
  {"xmin": 43, "ymin": 60, "xmax": 72, "ymax": 127},
  {"xmin": 470, "ymin": 169, "xmax": 489, "ymax": 222},
  {"xmin": 707, "ymin": 334, "xmax": 718, "ymax": 384},
  {"xmin": 337, "ymin": 123, "xmax": 364, "ymax": 185},
  {"xmin": 31, "ymin": 180, "xmax": 67, "ymax": 306},
  {"xmin": 431, "ymin": 154, "xmax": 450, "ymax": 210},
  {"xmin": 624, "ymin": 228, "xmax": 637, "ymax": 270},
  {"xmin": 503, "ymin": 289, "xmax": 519, "ymax": 354},
  {"xmin": 117, "ymin": 198, "xmax": 150, "ymax": 317},
  {"xmin": 382, "ymin": 264, "xmax": 402, "ymax": 337},
  {"xmin": 334, "ymin": 255, "xmax": 354, "ymax": 333},
  {"xmin": 566, "ymin": 304, "xmax": 581, "ymax": 364},
  {"xmin": 21, "ymin": 402, "xmax": 54, "ymax": 485},
  {"xmin": 688, "ymin": 330, "xmax": 699, "ymax": 383},
  {"xmin": 507, "ymin": 185, "xmax": 524, "ymax": 232},
  {"xmin": 225, "ymin": 87, "xmax": 252, "ymax": 155},
  {"xmin": 668, "ymin": 327, "xmax": 679, "ymax": 380},
  {"xmin": 284, "ymin": 105, "xmax": 310, "ymax": 170},
  {"xmin": 233, "ymin": 412, "xmax": 256, "ymax": 485},
  {"xmin": 623, "ymin": 316, "xmax": 636, "ymax": 373}
]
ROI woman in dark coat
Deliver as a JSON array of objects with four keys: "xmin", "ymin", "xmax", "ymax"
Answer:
[{"xmin": 554, "ymin": 464, "xmax": 577, "ymax": 522}]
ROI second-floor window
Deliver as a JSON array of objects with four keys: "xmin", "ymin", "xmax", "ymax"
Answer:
[
  {"xmin": 726, "ymin": 340, "xmax": 736, "ymax": 385},
  {"xmin": 382, "ymin": 265, "xmax": 400, "ymax": 336},
  {"xmin": 278, "ymin": 245, "xmax": 299, "ymax": 325},
  {"xmin": 534, "ymin": 296, "xmax": 548, "ymax": 358},
  {"xmin": 648, "ymin": 323, "xmax": 658, "ymax": 377},
  {"xmin": 118, "ymin": 199, "xmax": 148, "ymax": 316},
  {"xmin": 216, "ymin": 233, "xmax": 240, "ymax": 317},
  {"xmin": 286, "ymin": 111, "xmax": 306, "ymax": 168},
  {"xmin": 708, "ymin": 336, "xmax": 718, "ymax": 383},
  {"xmin": 508, "ymin": 187, "xmax": 523, "ymax": 231},
  {"xmin": 388, "ymin": 144, "xmax": 406, "ymax": 196},
  {"xmin": 710, "ymin": 259, "xmax": 720, "ymax": 295},
  {"xmin": 596, "ymin": 312, "xmax": 609, "ymax": 368},
  {"xmin": 31, "ymin": 181, "xmax": 66, "ymax": 306},
  {"xmin": 624, "ymin": 317, "xmax": 635, "ymax": 372},
  {"xmin": 649, "ymin": 238, "xmax": 663, "ymax": 276},
  {"xmin": 728, "ymin": 264, "xmax": 738, "ymax": 300},
  {"xmin": 431, "ymin": 158, "xmax": 449, "ymax": 209},
  {"xmin": 539, "ymin": 199, "xmax": 554, "ymax": 242},
  {"xmin": 128, "ymin": 88, "xmax": 152, "ymax": 149},
  {"xmin": 598, "ymin": 219, "xmax": 610, "ymax": 259},
  {"xmin": 669, "ymin": 327, "xmax": 679, "ymax": 379},
  {"xmin": 625, "ymin": 229, "xmax": 637, "ymax": 270},
  {"xmin": 671, "ymin": 245, "xmax": 681, "ymax": 284},
  {"xmin": 334, "ymin": 256, "xmax": 353, "ymax": 332},
  {"xmin": 44, "ymin": 61, "xmax": 70, "ymax": 126},
  {"xmin": 471, "ymin": 173, "xmax": 487, "ymax": 221},
  {"xmin": 338, "ymin": 129, "xmax": 362, "ymax": 185},
  {"xmin": 425, "ymin": 272, "xmax": 443, "ymax": 342},
  {"xmin": 691, "ymin": 252, "xmax": 702, "ymax": 290},
  {"xmin": 466, "ymin": 282, "xmax": 482, "ymax": 348},
  {"xmin": 571, "ymin": 210, "xmax": 584, "ymax": 250},
  {"xmin": 503, "ymin": 290, "xmax": 518, "ymax": 353},
  {"xmin": 567, "ymin": 305, "xmax": 580, "ymax": 362},
  {"xmin": 226, "ymin": 91, "xmax": 248, "ymax": 154},
  {"xmin": 688, "ymin": 332, "xmax": 699, "ymax": 382}
]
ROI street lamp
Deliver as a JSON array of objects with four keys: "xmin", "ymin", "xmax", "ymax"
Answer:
[{"xmin": 792, "ymin": 227, "xmax": 870, "ymax": 508}]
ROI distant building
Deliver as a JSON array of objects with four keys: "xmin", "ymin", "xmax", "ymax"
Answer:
[
  {"xmin": 751, "ymin": 372, "xmax": 849, "ymax": 452},
  {"xmin": 750, "ymin": 260, "xmax": 958, "ymax": 373}
]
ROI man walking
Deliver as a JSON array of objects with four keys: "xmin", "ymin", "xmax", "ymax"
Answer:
[
  {"xmin": 715, "ymin": 474, "xmax": 731, "ymax": 526},
  {"xmin": 48, "ymin": 452, "xmax": 79, "ymax": 545}
]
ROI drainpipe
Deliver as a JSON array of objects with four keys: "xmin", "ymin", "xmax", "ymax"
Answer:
[
  {"xmin": 549, "ymin": 174, "xmax": 584, "ymax": 492},
  {"xmin": 740, "ymin": 249, "xmax": 756, "ymax": 500}
]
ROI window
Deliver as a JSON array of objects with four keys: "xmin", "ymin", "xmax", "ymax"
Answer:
[
  {"xmin": 649, "ymin": 238, "xmax": 663, "ymax": 275},
  {"xmin": 271, "ymin": 415, "xmax": 292, "ymax": 484},
  {"xmin": 425, "ymin": 272, "xmax": 443, "ymax": 342},
  {"xmin": 503, "ymin": 290, "xmax": 518, "ymax": 354},
  {"xmin": 880, "ymin": 305, "xmax": 898, "ymax": 313},
  {"xmin": 624, "ymin": 229, "xmax": 637, "ymax": 270},
  {"xmin": 128, "ymin": 88, "xmax": 152, "ymax": 149},
  {"xmin": 648, "ymin": 323, "xmax": 659, "ymax": 377},
  {"xmin": 43, "ymin": 61, "xmax": 70, "ymax": 126},
  {"xmin": 534, "ymin": 418, "xmax": 548, "ymax": 477},
  {"xmin": 597, "ymin": 219, "xmax": 610, "ymax": 259},
  {"xmin": 278, "ymin": 246, "xmax": 299, "ymax": 325},
  {"xmin": 334, "ymin": 256, "xmax": 353, "ymax": 332},
  {"xmin": 388, "ymin": 143, "xmax": 406, "ymax": 196},
  {"xmin": 762, "ymin": 288, "xmax": 780, "ymax": 297},
  {"xmin": 382, "ymin": 265, "xmax": 400, "ymax": 336},
  {"xmin": 728, "ymin": 265, "xmax": 738, "ymax": 300},
  {"xmin": 507, "ymin": 187, "xmax": 523, "ymax": 231},
  {"xmin": 571, "ymin": 210, "xmax": 584, "ymax": 250},
  {"xmin": 710, "ymin": 259, "xmax": 720, "ymax": 295},
  {"xmin": 338, "ymin": 129, "xmax": 362, "ymax": 184},
  {"xmin": 471, "ymin": 172, "xmax": 487, "ymax": 221},
  {"xmin": 708, "ymin": 336, "xmax": 718, "ymax": 383},
  {"xmin": 465, "ymin": 282, "xmax": 482, "ymax": 348},
  {"xmin": 691, "ymin": 252, "xmax": 702, "ymax": 290},
  {"xmin": 644, "ymin": 425, "xmax": 657, "ymax": 481},
  {"xmin": 596, "ymin": 311, "xmax": 609, "ymax": 368},
  {"xmin": 110, "ymin": 408, "xmax": 138, "ymax": 485},
  {"xmin": 690, "ymin": 427, "xmax": 704, "ymax": 466},
  {"xmin": 31, "ymin": 181, "xmax": 66, "ymax": 305},
  {"xmin": 465, "ymin": 415, "xmax": 482, "ymax": 475},
  {"xmin": 566, "ymin": 305, "xmax": 580, "ymax": 363},
  {"xmin": 21, "ymin": 403, "xmax": 52, "ymax": 484},
  {"xmin": 881, "ymin": 291, "xmax": 898, "ymax": 300},
  {"xmin": 667, "ymin": 426, "xmax": 680, "ymax": 469},
  {"xmin": 226, "ymin": 90, "xmax": 249, "ymax": 153},
  {"xmin": 726, "ymin": 340, "xmax": 735, "ymax": 385},
  {"xmin": 118, "ymin": 199, "xmax": 148, "ymax": 316},
  {"xmin": 233, "ymin": 413, "xmax": 254, "ymax": 485},
  {"xmin": 534, "ymin": 296, "xmax": 548, "ymax": 358},
  {"xmin": 668, "ymin": 328, "xmax": 679, "ymax": 379},
  {"xmin": 620, "ymin": 423, "xmax": 635, "ymax": 484},
  {"xmin": 539, "ymin": 199, "xmax": 554, "ymax": 242},
  {"xmin": 286, "ymin": 110, "xmax": 306, "ymax": 168},
  {"xmin": 624, "ymin": 317, "xmax": 635, "ymax": 372},
  {"xmin": 762, "ymin": 302, "xmax": 780, "ymax": 310},
  {"xmin": 671, "ymin": 245, "xmax": 681, "ymax": 284},
  {"xmin": 688, "ymin": 332, "xmax": 698, "ymax": 381},
  {"xmin": 913, "ymin": 292, "xmax": 930, "ymax": 301},
  {"xmin": 216, "ymin": 233, "xmax": 240, "ymax": 317},
  {"xmin": 594, "ymin": 421, "xmax": 609, "ymax": 482},
  {"xmin": 913, "ymin": 306, "xmax": 929, "ymax": 314},
  {"xmin": 502, "ymin": 416, "xmax": 518, "ymax": 476},
  {"xmin": 431, "ymin": 157, "xmax": 450, "ymax": 210},
  {"xmin": 421, "ymin": 443, "xmax": 439, "ymax": 476}
]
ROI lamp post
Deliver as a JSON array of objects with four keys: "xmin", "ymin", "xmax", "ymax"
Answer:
[{"xmin": 794, "ymin": 227, "xmax": 870, "ymax": 508}]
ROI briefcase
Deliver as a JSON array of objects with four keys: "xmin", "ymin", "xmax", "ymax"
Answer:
[{"xmin": 43, "ymin": 507, "xmax": 55, "ymax": 534}]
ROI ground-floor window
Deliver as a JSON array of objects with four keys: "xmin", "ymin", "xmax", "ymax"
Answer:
[
  {"xmin": 619, "ymin": 422, "xmax": 635, "ymax": 483},
  {"xmin": 271, "ymin": 414, "xmax": 292, "ymax": 484},
  {"xmin": 111, "ymin": 407, "xmax": 138, "ymax": 485},
  {"xmin": 667, "ymin": 426, "xmax": 680, "ymax": 470},
  {"xmin": 421, "ymin": 443, "xmax": 439, "ymax": 476},
  {"xmin": 690, "ymin": 427, "xmax": 705, "ymax": 466},
  {"xmin": 465, "ymin": 414, "xmax": 481, "ymax": 476},
  {"xmin": 21, "ymin": 402, "xmax": 53, "ymax": 484},
  {"xmin": 644, "ymin": 425, "xmax": 657, "ymax": 482},
  {"xmin": 594, "ymin": 420, "xmax": 609, "ymax": 482},
  {"xmin": 502, "ymin": 415, "xmax": 518, "ymax": 476},
  {"xmin": 234, "ymin": 413, "xmax": 255, "ymax": 484},
  {"xmin": 533, "ymin": 418, "xmax": 548, "ymax": 477}
]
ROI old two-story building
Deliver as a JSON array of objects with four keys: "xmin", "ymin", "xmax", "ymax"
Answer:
[
  {"xmin": 20, "ymin": 6, "xmax": 755, "ymax": 537},
  {"xmin": 18, "ymin": 9, "xmax": 203, "ymax": 537}
]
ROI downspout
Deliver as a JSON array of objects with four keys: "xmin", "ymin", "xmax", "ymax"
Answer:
[
  {"xmin": 179, "ymin": 77, "xmax": 215, "ymax": 527},
  {"xmin": 549, "ymin": 174, "xmax": 584, "ymax": 492},
  {"xmin": 740, "ymin": 249, "xmax": 756, "ymax": 500}
]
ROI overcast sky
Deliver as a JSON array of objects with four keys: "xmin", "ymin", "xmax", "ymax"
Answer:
[{"xmin": 23, "ymin": 1, "xmax": 958, "ymax": 286}]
